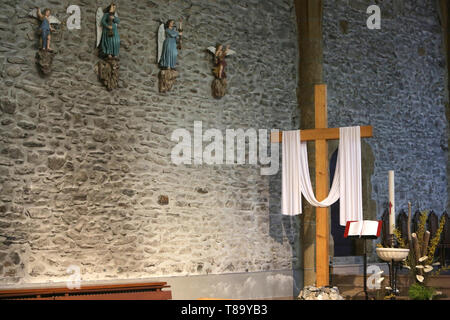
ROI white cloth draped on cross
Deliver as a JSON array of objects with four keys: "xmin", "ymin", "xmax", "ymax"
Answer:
[{"xmin": 281, "ymin": 126, "xmax": 363, "ymax": 226}]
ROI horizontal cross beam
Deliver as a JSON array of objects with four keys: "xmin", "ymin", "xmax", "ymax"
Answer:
[{"xmin": 270, "ymin": 125, "xmax": 373, "ymax": 143}]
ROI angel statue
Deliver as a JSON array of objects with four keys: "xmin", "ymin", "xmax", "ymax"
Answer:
[
  {"xmin": 96, "ymin": 3, "xmax": 120, "ymax": 59},
  {"xmin": 29, "ymin": 7, "xmax": 61, "ymax": 75},
  {"xmin": 158, "ymin": 19, "xmax": 183, "ymax": 70},
  {"xmin": 157, "ymin": 19, "xmax": 183, "ymax": 93},
  {"xmin": 95, "ymin": 3, "xmax": 120, "ymax": 91},
  {"xmin": 207, "ymin": 44, "xmax": 236, "ymax": 98}
]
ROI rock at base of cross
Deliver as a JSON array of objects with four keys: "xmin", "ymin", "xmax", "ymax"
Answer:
[
  {"xmin": 158, "ymin": 69, "xmax": 178, "ymax": 93},
  {"xmin": 298, "ymin": 285, "xmax": 345, "ymax": 300},
  {"xmin": 211, "ymin": 78, "xmax": 227, "ymax": 99},
  {"xmin": 96, "ymin": 57, "xmax": 120, "ymax": 91},
  {"xmin": 35, "ymin": 49, "xmax": 56, "ymax": 75}
]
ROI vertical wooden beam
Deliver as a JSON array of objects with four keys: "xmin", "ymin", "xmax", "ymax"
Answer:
[
  {"xmin": 296, "ymin": 0, "xmax": 324, "ymax": 130},
  {"xmin": 295, "ymin": 0, "xmax": 324, "ymax": 288},
  {"xmin": 314, "ymin": 84, "xmax": 329, "ymax": 287}
]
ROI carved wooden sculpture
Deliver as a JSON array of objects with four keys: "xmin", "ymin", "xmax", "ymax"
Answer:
[
  {"xmin": 157, "ymin": 19, "xmax": 183, "ymax": 93},
  {"xmin": 29, "ymin": 7, "xmax": 60, "ymax": 75},
  {"xmin": 95, "ymin": 3, "xmax": 120, "ymax": 90},
  {"xmin": 207, "ymin": 44, "xmax": 235, "ymax": 98}
]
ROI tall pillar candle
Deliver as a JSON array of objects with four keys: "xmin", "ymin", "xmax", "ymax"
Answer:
[{"xmin": 388, "ymin": 170, "xmax": 395, "ymax": 234}]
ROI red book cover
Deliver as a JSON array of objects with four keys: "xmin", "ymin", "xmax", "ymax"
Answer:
[
  {"xmin": 376, "ymin": 220, "xmax": 382, "ymax": 237},
  {"xmin": 344, "ymin": 221, "xmax": 357, "ymax": 238}
]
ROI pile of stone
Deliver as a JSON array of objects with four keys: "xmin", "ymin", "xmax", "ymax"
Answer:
[{"xmin": 298, "ymin": 286, "xmax": 345, "ymax": 300}]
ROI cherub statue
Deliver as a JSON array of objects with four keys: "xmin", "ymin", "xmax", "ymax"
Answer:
[
  {"xmin": 29, "ymin": 7, "xmax": 61, "ymax": 75},
  {"xmin": 207, "ymin": 44, "xmax": 236, "ymax": 98},
  {"xmin": 29, "ymin": 7, "xmax": 60, "ymax": 51},
  {"xmin": 208, "ymin": 44, "xmax": 236, "ymax": 79},
  {"xmin": 96, "ymin": 3, "xmax": 120, "ymax": 59},
  {"xmin": 36, "ymin": 8, "xmax": 55, "ymax": 51}
]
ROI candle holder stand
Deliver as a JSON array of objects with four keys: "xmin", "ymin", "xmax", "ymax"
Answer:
[
  {"xmin": 375, "ymin": 234, "xmax": 409, "ymax": 300},
  {"xmin": 386, "ymin": 259, "xmax": 400, "ymax": 299}
]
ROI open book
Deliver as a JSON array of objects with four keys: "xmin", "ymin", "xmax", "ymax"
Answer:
[{"xmin": 344, "ymin": 220, "xmax": 382, "ymax": 238}]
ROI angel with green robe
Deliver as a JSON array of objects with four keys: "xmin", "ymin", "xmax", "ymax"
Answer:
[{"xmin": 96, "ymin": 3, "xmax": 120, "ymax": 58}]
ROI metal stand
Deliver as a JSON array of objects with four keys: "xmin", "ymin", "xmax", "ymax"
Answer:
[
  {"xmin": 387, "ymin": 260, "xmax": 399, "ymax": 299},
  {"xmin": 387, "ymin": 234, "xmax": 399, "ymax": 299},
  {"xmin": 346, "ymin": 236, "xmax": 377, "ymax": 300},
  {"xmin": 345, "ymin": 222, "xmax": 381, "ymax": 300},
  {"xmin": 363, "ymin": 239, "xmax": 368, "ymax": 300}
]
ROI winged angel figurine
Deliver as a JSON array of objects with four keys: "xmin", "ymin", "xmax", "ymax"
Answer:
[
  {"xmin": 207, "ymin": 44, "xmax": 236, "ymax": 98},
  {"xmin": 157, "ymin": 19, "xmax": 183, "ymax": 93},
  {"xmin": 96, "ymin": 3, "xmax": 120, "ymax": 59},
  {"xmin": 29, "ymin": 7, "xmax": 61, "ymax": 75},
  {"xmin": 95, "ymin": 3, "xmax": 120, "ymax": 91}
]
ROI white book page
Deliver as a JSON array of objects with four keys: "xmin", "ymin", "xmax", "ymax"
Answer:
[
  {"xmin": 348, "ymin": 221, "xmax": 363, "ymax": 236},
  {"xmin": 361, "ymin": 221, "xmax": 379, "ymax": 236}
]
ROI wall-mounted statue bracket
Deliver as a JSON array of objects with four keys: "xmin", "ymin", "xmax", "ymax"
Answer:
[
  {"xmin": 35, "ymin": 49, "xmax": 55, "ymax": 75},
  {"xmin": 95, "ymin": 57, "xmax": 119, "ymax": 91},
  {"xmin": 158, "ymin": 69, "xmax": 178, "ymax": 93}
]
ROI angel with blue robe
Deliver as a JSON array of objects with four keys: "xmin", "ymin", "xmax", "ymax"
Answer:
[{"xmin": 158, "ymin": 19, "xmax": 183, "ymax": 70}]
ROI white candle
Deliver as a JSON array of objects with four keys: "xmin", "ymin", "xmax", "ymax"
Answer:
[{"xmin": 388, "ymin": 170, "xmax": 395, "ymax": 235}]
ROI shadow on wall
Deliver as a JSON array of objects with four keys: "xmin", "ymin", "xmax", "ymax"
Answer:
[
  {"xmin": 268, "ymin": 163, "xmax": 303, "ymax": 297},
  {"xmin": 330, "ymin": 141, "xmax": 376, "ymax": 258}
]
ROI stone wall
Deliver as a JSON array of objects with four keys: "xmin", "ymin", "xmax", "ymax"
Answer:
[
  {"xmin": 0, "ymin": 0, "xmax": 299, "ymax": 285},
  {"xmin": 323, "ymin": 0, "xmax": 449, "ymax": 221}
]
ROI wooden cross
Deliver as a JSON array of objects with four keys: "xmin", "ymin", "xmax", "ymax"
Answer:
[{"xmin": 271, "ymin": 84, "xmax": 373, "ymax": 287}]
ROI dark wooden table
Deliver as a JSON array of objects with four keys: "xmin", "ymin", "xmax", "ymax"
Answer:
[{"xmin": 0, "ymin": 281, "xmax": 172, "ymax": 300}]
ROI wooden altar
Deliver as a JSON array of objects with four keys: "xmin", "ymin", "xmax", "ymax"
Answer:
[{"xmin": 0, "ymin": 281, "xmax": 172, "ymax": 300}]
